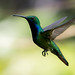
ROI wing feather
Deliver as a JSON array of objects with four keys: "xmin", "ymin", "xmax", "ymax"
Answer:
[
  {"xmin": 42, "ymin": 17, "xmax": 75, "ymax": 40},
  {"xmin": 51, "ymin": 17, "xmax": 75, "ymax": 39},
  {"xmin": 43, "ymin": 16, "xmax": 68, "ymax": 31}
]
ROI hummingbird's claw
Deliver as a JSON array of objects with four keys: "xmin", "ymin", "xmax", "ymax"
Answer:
[
  {"xmin": 42, "ymin": 50, "xmax": 48, "ymax": 56},
  {"xmin": 42, "ymin": 51, "xmax": 46, "ymax": 56}
]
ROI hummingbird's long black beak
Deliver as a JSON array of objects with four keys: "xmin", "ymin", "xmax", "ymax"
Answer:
[{"xmin": 12, "ymin": 14, "xmax": 27, "ymax": 19}]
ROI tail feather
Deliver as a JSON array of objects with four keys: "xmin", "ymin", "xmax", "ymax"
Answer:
[
  {"xmin": 58, "ymin": 55, "xmax": 69, "ymax": 66},
  {"xmin": 51, "ymin": 48, "xmax": 69, "ymax": 66},
  {"xmin": 50, "ymin": 40, "xmax": 69, "ymax": 66}
]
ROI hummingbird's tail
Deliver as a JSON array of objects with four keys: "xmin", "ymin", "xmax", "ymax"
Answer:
[
  {"xmin": 50, "ymin": 40, "xmax": 69, "ymax": 66},
  {"xmin": 51, "ymin": 48, "xmax": 69, "ymax": 66},
  {"xmin": 57, "ymin": 53, "xmax": 69, "ymax": 66}
]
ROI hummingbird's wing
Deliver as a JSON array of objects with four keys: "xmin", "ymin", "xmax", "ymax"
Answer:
[
  {"xmin": 43, "ymin": 16, "xmax": 68, "ymax": 31},
  {"xmin": 42, "ymin": 17, "xmax": 75, "ymax": 40}
]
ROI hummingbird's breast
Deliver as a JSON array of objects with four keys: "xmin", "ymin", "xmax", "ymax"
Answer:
[
  {"xmin": 33, "ymin": 33, "xmax": 49, "ymax": 49},
  {"xmin": 28, "ymin": 22, "xmax": 49, "ymax": 49}
]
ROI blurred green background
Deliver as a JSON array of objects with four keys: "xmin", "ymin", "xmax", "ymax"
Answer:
[{"xmin": 0, "ymin": 0, "xmax": 75, "ymax": 75}]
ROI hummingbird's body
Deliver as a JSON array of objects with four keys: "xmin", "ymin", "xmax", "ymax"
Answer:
[{"xmin": 13, "ymin": 15, "xmax": 75, "ymax": 66}]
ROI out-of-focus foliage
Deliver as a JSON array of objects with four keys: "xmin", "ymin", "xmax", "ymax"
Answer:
[{"xmin": 0, "ymin": 0, "xmax": 75, "ymax": 75}]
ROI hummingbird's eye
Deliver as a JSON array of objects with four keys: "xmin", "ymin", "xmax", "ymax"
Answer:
[{"xmin": 31, "ymin": 17, "xmax": 34, "ymax": 20}]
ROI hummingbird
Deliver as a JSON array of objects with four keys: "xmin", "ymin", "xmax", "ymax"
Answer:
[{"xmin": 13, "ymin": 14, "xmax": 75, "ymax": 66}]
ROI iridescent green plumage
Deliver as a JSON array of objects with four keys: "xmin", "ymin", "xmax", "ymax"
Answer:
[{"xmin": 13, "ymin": 15, "xmax": 75, "ymax": 66}]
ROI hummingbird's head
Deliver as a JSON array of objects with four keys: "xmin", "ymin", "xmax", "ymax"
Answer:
[{"xmin": 13, "ymin": 15, "xmax": 40, "ymax": 25}]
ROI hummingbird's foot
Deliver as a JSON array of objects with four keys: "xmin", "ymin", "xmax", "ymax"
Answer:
[
  {"xmin": 42, "ymin": 50, "xmax": 48, "ymax": 56},
  {"xmin": 42, "ymin": 51, "xmax": 46, "ymax": 56}
]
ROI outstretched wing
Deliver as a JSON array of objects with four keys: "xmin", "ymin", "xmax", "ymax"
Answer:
[
  {"xmin": 51, "ymin": 17, "xmax": 75, "ymax": 39},
  {"xmin": 42, "ymin": 17, "xmax": 75, "ymax": 40},
  {"xmin": 43, "ymin": 16, "xmax": 68, "ymax": 31}
]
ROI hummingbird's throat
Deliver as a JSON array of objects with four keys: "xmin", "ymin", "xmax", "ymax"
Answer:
[{"xmin": 28, "ymin": 22, "xmax": 42, "ymax": 38}]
